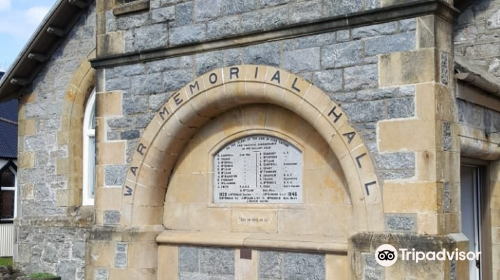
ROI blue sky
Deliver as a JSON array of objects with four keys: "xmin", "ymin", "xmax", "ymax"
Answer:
[{"xmin": 0, "ymin": 0, "xmax": 58, "ymax": 71}]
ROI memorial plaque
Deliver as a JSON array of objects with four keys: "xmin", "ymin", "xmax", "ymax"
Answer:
[{"xmin": 214, "ymin": 135, "xmax": 302, "ymax": 203}]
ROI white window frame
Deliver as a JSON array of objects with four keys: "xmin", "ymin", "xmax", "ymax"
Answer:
[
  {"xmin": 0, "ymin": 165, "xmax": 17, "ymax": 222},
  {"xmin": 83, "ymin": 90, "xmax": 96, "ymax": 206}
]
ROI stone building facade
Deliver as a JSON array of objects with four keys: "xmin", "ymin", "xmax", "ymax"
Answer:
[{"xmin": 0, "ymin": 0, "xmax": 499, "ymax": 279}]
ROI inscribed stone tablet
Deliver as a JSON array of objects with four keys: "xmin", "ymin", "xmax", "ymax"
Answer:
[{"xmin": 214, "ymin": 135, "xmax": 302, "ymax": 204}]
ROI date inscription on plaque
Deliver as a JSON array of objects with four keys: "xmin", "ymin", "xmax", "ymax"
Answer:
[{"xmin": 214, "ymin": 135, "xmax": 302, "ymax": 204}]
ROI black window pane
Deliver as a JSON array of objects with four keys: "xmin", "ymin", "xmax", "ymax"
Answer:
[
  {"xmin": 1, "ymin": 169, "xmax": 15, "ymax": 187},
  {"xmin": 0, "ymin": 190, "xmax": 14, "ymax": 219}
]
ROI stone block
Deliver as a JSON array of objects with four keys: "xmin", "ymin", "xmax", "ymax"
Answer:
[
  {"xmin": 243, "ymin": 42, "xmax": 281, "ymax": 66},
  {"xmin": 206, "ymin": 16, "xmax": 241, "ymax": 39},
  {"xmin": 342, "ymin": 100, "xmax": 385, "ymax": 123},
  {"xmin": 116, "ymin": 12, "xmax": 150, "ymax": 30},
  {"xmin": 104, "ymin": 165, "xmax": 127, "ymax": 186},
  {"xmin": 195, "ymin": 0, "xmax": 222, "ymax": 21},
  {"xmin": 322, "ymin": 40, "xmax": 363, "ymax": 69},
  {"xmin": 241, "ymin": 7, "xmax": 288, "ymax": 33},
  {"xmin": 170, "ymin": 24, "xmax": 207, "ymax": 46},
  {"xmin": 383, "ymin": 182, "xmax": 439, "ymax": 213},
  {"xmin": 352, "ymin": 22, "xmax": 398, "ymax": 39},
  {"xmin": 176, "ymin": 2, "xmax": 194, "ymax": 26},
  {"xmin": 284, "ymin": 252, "xmax": 325, "ymax": 280},
  {"xmin": 195, "ymin": 51, "xmax": 224, "ymax": 76},
  {"xmin": 344, "ymin": 64, "xmax": 378, "ymax": 90},
  {"xmin": 199, "ymin": 247, "xmax": 234, "ymax": 275},
  {"xmin": 134, "ymin": 24, "xmax": 169, "ymax": 51},
  {"xmin": 324, "ymin": 0, "xmax": 363, "ymax": 17},
  {"xmin": 387, "ymin": 97, "xmax": 415, "ymax": 119},
  {"xmin": 289, "ymin": 0, "xmax": 322, "ymax": 24},
  {"xmin": 151, "ymin": 6, "xmax": 175, "ymax": 23},
  {"xmin": 259, "ymin": 251, "xmax": 283, "ymax": 279},
  {"xmin": 312, "ymin": 69, "xmax": 343, "ymax": 93},
  {"xmin": 260, "ymin": 0, "xmax": 290, "ymax": 6},
  {"xmin": 221, "ymin": 0, "xmax": 256, "ymax": 16},
  {"xmin": 104, "ymin": 210, "xmax": 121, "ymax": 225},
  {"xmin": 378, "ymin": 119, "xmax": 436, "ymax": 151},
  {"xmin": 179, "ymin": 246, "xmax": 199, "ymax": 273},
  {"xmin": 283, "ymin": 47, "xmax": 321, "ymax": 73},
  {"xmin": 385, "ymin": 214, "xmax": 417, "ymax": 232},
  {"xmin": 379, "ymin": 48, "xmax": 437, "ymax": 87},
  {"xmin": 364, "ymin": 32, "xmax": 416, "ymax": 56},
  {"xmin": 97, "ymin": 32, "xmax": 125, "ymax": 57}
]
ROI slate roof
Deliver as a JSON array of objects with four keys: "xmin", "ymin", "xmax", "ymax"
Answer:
[{"xmin": 0, "ymin": 72, "xmax": 18, "ymax": 159}]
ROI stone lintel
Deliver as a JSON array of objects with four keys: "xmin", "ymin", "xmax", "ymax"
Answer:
[{"xmin": 91, "ymin": 0, "xmax": 458, "ymax": 69}]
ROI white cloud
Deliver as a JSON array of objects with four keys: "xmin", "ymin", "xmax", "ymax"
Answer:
[
  {"xmin": 0, "ymin": 0, "xmax": 10, "ymax": 11},
  {"xmin": 0, "ymin": 6, "xmax": 50, "ymax": 39}
]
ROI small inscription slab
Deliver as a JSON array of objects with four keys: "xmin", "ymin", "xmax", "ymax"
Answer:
[{"xmin": 214, "ymin": 135, "xmax": 302, "ymax": 203}]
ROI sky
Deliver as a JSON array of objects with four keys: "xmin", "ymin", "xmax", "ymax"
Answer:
[{"xmin": 0, "ymin": 0, "xmax": 58, "ymax": 71}]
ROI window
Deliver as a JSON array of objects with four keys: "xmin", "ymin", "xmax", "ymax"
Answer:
[
  {"xmin": 0, "ymin": 165, "xmax": 16, "ymax": 223},
  {"xmin": 83, "ymin": 90, "xmax": 96, "ymax": 205},
  {"xmin": 460, "ymin": 163, "xmax": 492, "ymax": 280}
]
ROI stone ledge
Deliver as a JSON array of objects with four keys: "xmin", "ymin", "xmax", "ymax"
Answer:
[
  {"xmin": 156, "ymin": 230, "xmax": 348, "ymax": 254},
  {"xmin": 113, "ymin": 0, "xmax": 149, "ymax": 16}
]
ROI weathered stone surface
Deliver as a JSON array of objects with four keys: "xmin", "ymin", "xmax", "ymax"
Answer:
[
  {"xmin": 352, "ymin": 22, "xmax": 398, "ymax": 39},
  {"xmin": 241, "ymin": 7, "xmax": 288, "ymax": 33},
  {"xmin": 163, "ymin": 69, "xmax": 193, "ymax": 91},
  {"xmin": 386, "ymin": 214, "xmax": 417, "ymax": 232},
  {"xmin": 322, "ymin": 41, "xmax": 363, "ymax": 69},
  {"xmin": 342, "ymin": 101, "xmax": 385, "ymax": 123},
  {"xmin": 284, "ymin": 252, "xmax": 325, "ymax": 280},
  {"xmin": 244, "ymin": 42, "xmax": 281, "ymax": 66},
  {"xmin": 313, "ymin": 69, "xmax": 342, "ymax": 92},
  {"xmin": 123, "ymin": 95, "xmax": 148, "ymax": 115},
  {"xmin": 206, "ymin": 16, "xmax": 241, "ymax": 39},
  {"xmin": 151, "ymin": 5, "xmax": 175, "ymax": 23},
  {"xmin": 362, "ymin": 254, "xmax": 383, "ymax": 280},
  {"xmin": 283, "ymin": 47, "xmax": 321, "ymax": 73},
  {"xmin": 199, "ymin": 248, "xmax": 234, "ymax": 275},
  {"xmin": 195, "ymin": 51, "xmax": 224, "ymax": 76},
  {"xmin": 104, "ymin": 210, "xmax": 121, "ymax": 225},
  {"xmin": 195, "ymin": 0, "xmax": 222, "ymax": 21},
  {"xmin": 57, "ymin": 261, "xmax": 77, "ymax": 280},
  {"xmin": 344, "ymin": 64, "xmax": 378, "ymax": 90},
  {"xmin": 295, "ymin": 31, "xmax": 336, "ymax": 49},
  {"xmin": 176, "ymin": 2, "xmax": 194, "ymax": 26},
  {"xmin": 364, "ymin": 32, "xmax": 415, "ymax": 56},
  {"xmin": 120, "ymin": 130, "xmax": 141, "ymax": 140},
  {"xmin": 387, "ymin": 98, "xmax": 414, "ymax": 119},
  {"xmin": 179, "ymin": 246, "xmax": 199, "ymax": 273},
  {"xmin": 170, "ymin": 24, "xmax": 207, "ymax": 46},
  {"xmin": 134, "ymin": 24, "xmax": 169, "ymax": 51},
  {"xmin": 104, "ymin": 165, "xmax": 127, "ymax": 186},
  {"xmin": 116, "ymin": 13, "xmax": 150, "ymax": 30},
  {"xmin": 131, "ymin": 73, "xmax": 165, "ymax": 95},
  {"xmin": 260, "ymin": 0, "xmax": 290, "ymax": 7},
  {"xmin": 259, "ymin": 251, "xmax": 283, "ymax": 279},
  {"xmin": 289, "ymin": 0, "xmax": 322, "ymax": 24},
  {"xmin": 324, "ymin": 0, "xmax": 363, "ymax": 16},
  {"xmin": 222, "ymin": 0, "xmax": 256, "ymax": 15},
  {"xmin": 375, "ymin": 152, "xmax": 415, "ymax": 170}
]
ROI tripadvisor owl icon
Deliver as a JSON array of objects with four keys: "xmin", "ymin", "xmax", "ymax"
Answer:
[{"xmin": 375, "ymin": 244, "xmax": 398, "ymax": 267}]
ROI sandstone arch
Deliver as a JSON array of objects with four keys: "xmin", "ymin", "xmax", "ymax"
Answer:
[{"xmin": 121, "ymin": 65, "xmax": 384, "ymax": 232}]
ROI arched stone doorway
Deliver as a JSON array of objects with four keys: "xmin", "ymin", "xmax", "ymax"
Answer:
[{"xmin": 120, "ymin": 65, "xmax": 384, "ymax": 279}]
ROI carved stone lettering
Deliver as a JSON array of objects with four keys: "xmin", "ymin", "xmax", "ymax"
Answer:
[
  {"xmin": 130, "ymin": 166, "xmax": 138, "ymax": 176},
  {"xmin": 230, "ymin": 67, "xmax": 239, "ymax": 79},
  {"xmin": 124, "ymin": 186, "xmax": 133, "ymax": 196},
  {"xmin": 342, "ymin": 131, "xmax": 356, "ymax": 144},
  {"xmin": 355, "ymin": 153, "xmax": 367, "ymax": 168},
  {"xmin": 271, "ymin": 70, "xmax": 281, "ymax": 84},
  {"xmin": 137, "ymin": 143, "xmax": 147, "ymax": 156},
  {"xmin": 209, "ymin": 73, "xmax": 217, "ymax": 84},
  {"xmin": 364, "ymin": 181, "xmax": 377, "ymax": 196},
  {"xmin": 328, "ymin": 106, "xmax": 342, "ymax": 123},
  {"xmin": 173, "ymin": 93, "xmax": 183, "ymax": 106},
  {"xmin": 214, "ymin": 135, "xmax": 302, "ymax": 204},
  {"xmin": 189, "ymin": 81, "xmax": 200, "ymax": 95}
]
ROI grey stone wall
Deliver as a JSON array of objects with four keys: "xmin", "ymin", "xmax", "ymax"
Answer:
[
  {"xmin": 107, "ymin": 0, "xmax": 383, "ymax": 54},
  {"xmin": 16, "ymin": 3, "xmax": 96, "ymax": 279},
  {"xmin": 456, "ymin": 98, "xmax": 500, "ymax": 132},
  {"xmin": 178, "ymin": 246, "xmax": 234, "ymax": 279},
  {"xmin": 259, "ymin": 251, "xmax": 325, "ymax": 280},
  {"xmin": 16, "ymin": 223, "xmax": 88, "ymax": 279},
  {"xmin": 103, "ymin": 18, "xmax": 418, "ymax": 189},
  {"xmin": 454, "ymin": 0, "xmax": 500, "ymax": 78}
]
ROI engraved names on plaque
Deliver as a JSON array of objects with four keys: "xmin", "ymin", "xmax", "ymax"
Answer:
[{"xmin": 214, "ymin": 135, "xmax": 303, "ymax": 203}]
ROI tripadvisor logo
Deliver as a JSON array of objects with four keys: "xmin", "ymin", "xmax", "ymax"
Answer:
[{"xmin": 375, "ymin": 244, "xmax": 481, "ymax": 267}]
